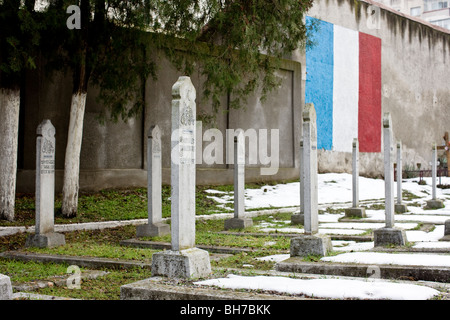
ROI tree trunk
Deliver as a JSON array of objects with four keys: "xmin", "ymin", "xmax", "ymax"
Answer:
[
  {"xmin": 61, "ymin": 0, "xmax": 91, "ymax": 218},
  {"xmin": 61, "ymin": 91, "xmax": 87, "ymax": 218},
  {"xmin": 0, "ymin": 88, "xmax": 20, "ymax": 221}
]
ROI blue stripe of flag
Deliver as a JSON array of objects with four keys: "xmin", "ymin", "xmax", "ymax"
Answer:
[{"xmin": 305, "ymin": 17, "xmax": 334, "ymax": 151}]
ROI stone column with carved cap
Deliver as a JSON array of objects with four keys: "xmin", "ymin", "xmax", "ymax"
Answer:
[
  {"xmin": 151, "ymin": 77, "xmax": 211, "ymax": 279},
  {"xmin": 26, "ymin": 120, "xmax": 65, "ymax": 248},
  {"xmin": 374, "ymin": 113, "xmax": 407, "ymax": 247}
]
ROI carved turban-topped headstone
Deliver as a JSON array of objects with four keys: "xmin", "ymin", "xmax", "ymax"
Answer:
[
  {"xmin": 151, "ymin": 77, "xmax": 211, "ymax": 279},
  {"xmin": 26, "ymin": 120, "xmax": 65, "ymax": 248}
]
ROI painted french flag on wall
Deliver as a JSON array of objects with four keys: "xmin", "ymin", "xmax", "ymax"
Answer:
[{"xmin": 305, "ymin": 16, "xmax": 382, "ymax": 153}]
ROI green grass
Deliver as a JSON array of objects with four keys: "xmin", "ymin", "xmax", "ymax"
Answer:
[
  {"xmin": 0, "ymin": 213, "xmax": 296, "ymax": 299},
  {"xmin": 3, "ymin": 185, "xmax": 235, "ymax": 227},
  {"xmin": 0, "ymin": 259, "xmax": 70, "ymax": 283},
  {"xmin": 322, "ymin": 207, "xmax": 346, "ymax": 215},
  {"xmin": 402, "ymin": 190, "xmax": 421, "ymax": 201},
  {"xmin": 3, "ymin": 259, "xmax": 153, "ymax": 300},
  {"xmin": 32, "ymin": 267, "xmax": 153, "ymax": 300},
  {"xmin": 211, "ymin": 252, "xmax": 277, "ymax": 271},
  {"xmin": 3, "ymin": 180, "xmax": 443, "ymax": 300},
  {"xmin": 363, "ymin": 203, "xmax": 385, "ymax": 210}
]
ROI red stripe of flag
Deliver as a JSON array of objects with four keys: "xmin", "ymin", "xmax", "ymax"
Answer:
[{"xmin": 358, "ymin": 32, "xmax": 382, "ymax": 153}]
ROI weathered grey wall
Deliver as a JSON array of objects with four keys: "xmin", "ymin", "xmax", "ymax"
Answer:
[
  {"xmin": 308, "ymin": 0, "xmax": 450, "ymax": 177},
  {"xmin": 16, "ymin": 52, "xmax": 302, "ymax": 192},
  {"xmin": 15, "ymin": 0, "xmax": 450, "ymax": 192}
]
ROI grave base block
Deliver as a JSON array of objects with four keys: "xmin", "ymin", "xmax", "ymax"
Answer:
[
  {"xmin": 291, "ymin": 213, "xmax": 304, "ymax": 225},
  {"xmin": 344, "ymin": 207, "xmax": 366, "ymax": 218},
  {"xmin": 290, "ymin": 234, "xmax": 333, "ymax": 257},
  {"xmin": 224, "ymin": 218, "xmax": 253, "ymax": 230},
  {"xmin": 374, "ymin": 227, "xmax": 407, "ymax": 247},
  {"xmin": 151, "ymin": 248, "xmax": 211, "ymax": 279},
  {"xmin": 440, "ymin": 220, "xmax": 450, "ymax": 241},
  {"xmin": 25, "ymin": 232, "xmax": 66, "ymax": 248},
  {"xmin": 425, "ymin": 199, "xmax": 444, "ymax": 209},
  {"xmin": 0, "ymin": 274, "xmax": 13, "ymax": 300},
  {"xmin": 136, "ymin": 223, "xmax": 170, "ymax": 238},
  {"xmin": 394, "ymin": 204, "xmax": 408, "ymax": 213}
]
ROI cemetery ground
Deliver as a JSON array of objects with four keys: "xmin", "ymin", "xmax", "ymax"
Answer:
[{"xmin": 1, "ymin": 173, "xmax": 450, "ymax": 301}]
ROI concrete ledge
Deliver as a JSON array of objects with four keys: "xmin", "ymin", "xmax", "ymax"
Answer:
[
  {"xmin": 12, "ymin": 292, "xmax": 80, "ymax": 300},
  {"xmin": 370, "ymin": 246, "xmax": 450, "ymax": 253},
  {"xmin": 275, "ymin": 257, "xmax": 450, "ymax": 283},
  {"xmin": 216, "ymin": 231, "xmax": 373, "ymax": 242},
  {"xmin": 120, "ymin": 277, "xmax": 308, "ymax": 300},
  {"xmin": 120, "ymin": 239, "xmax": 255, "ymax": 254},
  {"xmin": 0, "ymin": 251, "xmax": 152, "ymax": 270}
]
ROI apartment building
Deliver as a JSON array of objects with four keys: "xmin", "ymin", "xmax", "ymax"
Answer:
[{"xmin": 377, "ymin": 0, "xmax": 450, "ymax": 29}]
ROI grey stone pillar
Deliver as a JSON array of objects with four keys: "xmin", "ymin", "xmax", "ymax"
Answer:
[
  {"xmin": 225, "ymin": 132, "xmax": 253, "ymax": 230},
  {"xmin": 395, "ymin": 141, "xmax": 407, "ymax": 213},
  {"xmin": 345, "ymin": 138, "xmax": 366, "ymax": 218},
  {"xmin": 302, "ymin": 104, "xmax": 318, "ymax": 234},
  {"xmin": 374, "ymin": 113, "xmax": 407, "ymax": 247},
  {"xmin": 425, "ymin": 143, "xmax": 444, "ymax": 209},
  {"xmin": 26, "ymin": 120, "xmax": 65, "ymax": 248},
  {"xmin": 291, "ymin": 139, "xmax": 304, "ymax": 225},
  {"xmin": 290, "ymin": 104, "xmax": 332, "ymax": 257},
  {"xmin": 137, "ymin": 125, "xmax": 170, "ymax": 237},
  {"xmin": 151, "ymin": 76, "xmax": 211, "ymax": 279}
]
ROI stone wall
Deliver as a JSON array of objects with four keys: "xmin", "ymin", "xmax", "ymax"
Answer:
[
  {"xmin": 306, "ymin": 0, "xmax": 450, "ymax": 177},
  {"xmin": 16, "ymin": 52, "xmax": 302, "ymax": 192},
  {"xmin": 15, "ymin": 0, "xmax": 450, "ymax": 192}
]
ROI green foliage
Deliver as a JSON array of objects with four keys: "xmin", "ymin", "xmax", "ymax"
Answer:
[
  {"xmin": 38, "ymin": 0, "xmax": 314, "ymax": 121},
  {"xmin": 161, "ymin": 0, "xmax": 316, "ymax": 114},
  {"xmin": 0, "ymin": 0, "xmax": 41, "ymax": 88}
]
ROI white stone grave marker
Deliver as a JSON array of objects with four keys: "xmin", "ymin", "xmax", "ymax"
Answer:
[
  {"xmin": 26, "ymin": 120, "xmax": 65, "ymax": 248},
  {"xmin": 151, "ymin": 77, "xmax": 211, "ymax": 279},
  {"xmin": 137, "ymin": 125, "xmax": 170, "ymax": 237}
]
